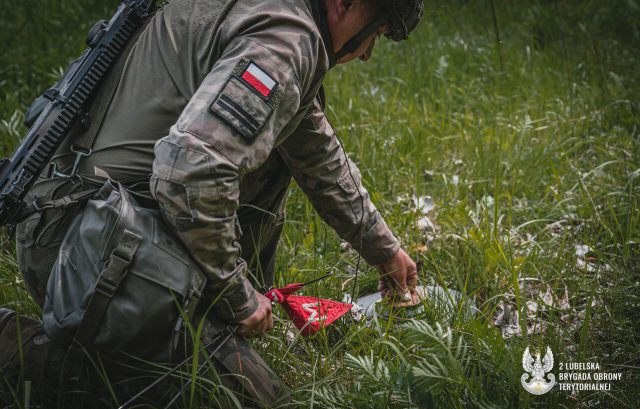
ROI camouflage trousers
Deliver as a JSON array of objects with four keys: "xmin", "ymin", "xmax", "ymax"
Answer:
[
  {"xmin": 17, "ymin": 149, "xmax": 292, "ymax": 307},
  {"xmin": 0, "ymin": 308, "xmax": 289, "ymax": 408}
]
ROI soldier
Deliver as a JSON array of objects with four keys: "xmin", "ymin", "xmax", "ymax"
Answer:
[{"xmin": 3, "ymin": 0, "xmax": 423, "ymax": 405}]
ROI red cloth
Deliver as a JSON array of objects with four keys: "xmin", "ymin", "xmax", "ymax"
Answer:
[
  {"xmin": 266, "ymin": 286, "xmax": 352, "ymax": 335},
  {"xmin": 266, "ymin": 283, "xmax": 304, "ymax": 303}
]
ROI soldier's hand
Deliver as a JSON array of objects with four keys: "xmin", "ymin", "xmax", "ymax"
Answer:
[
  {"xmin": 237, "ymin": 291, "xmax": 273, "ymax": 338},
  {"xmin": 377, "ymin": 248, "xmax": 418, "ymax": 302}
]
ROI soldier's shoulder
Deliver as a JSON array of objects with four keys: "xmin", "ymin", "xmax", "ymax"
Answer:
[{"xmin": 225, "ymin": 0, "xmax": 329, "ymax": 79}]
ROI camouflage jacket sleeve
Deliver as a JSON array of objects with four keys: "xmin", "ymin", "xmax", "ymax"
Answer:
[
  {"xmin": 278, "ymin": 98, "xmax": 400, "ymax": 265},
  {"xmin": 151, "ymin": 33, "xmax": 318, "ymax": 322}
]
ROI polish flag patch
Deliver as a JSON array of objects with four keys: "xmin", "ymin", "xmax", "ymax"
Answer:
[{"xmin": 240, "ymin": 62, "xmax": 277, "ymax": 98}]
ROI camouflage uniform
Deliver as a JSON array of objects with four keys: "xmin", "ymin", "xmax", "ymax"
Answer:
[
  {"xmin": 145, "ymin": 0, "xmax": 400, "ymax": 322},
  {"xmin": 18, "ymin": 0, "xmax": 400, "ymax": 322}
]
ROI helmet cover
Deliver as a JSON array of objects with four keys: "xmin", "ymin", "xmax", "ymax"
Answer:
[{"xmin": 383, "ymin": 0, "xmax": 424, "ymax": 42}]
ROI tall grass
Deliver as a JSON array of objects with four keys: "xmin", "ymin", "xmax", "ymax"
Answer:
[
  {"xmin": 1, "ymin": 0, "xmax": 639, "ymax": 408},
  {"xmin": 273, "ymin": 0, "xmax": 640, "ymax": 407}
]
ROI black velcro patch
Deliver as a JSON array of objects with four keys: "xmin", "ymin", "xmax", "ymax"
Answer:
[
  {"xmin": 217, "ymin": 94, "xmax": 260, "ymax": 134},
  {"xmin": 209, "ymin": 76, "xmax": 274, "ymax": 141}
]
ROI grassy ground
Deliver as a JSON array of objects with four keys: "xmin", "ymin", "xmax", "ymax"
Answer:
[{"xmin": 1, "ymin": 0, "xmax": 639, "ymax": 408}]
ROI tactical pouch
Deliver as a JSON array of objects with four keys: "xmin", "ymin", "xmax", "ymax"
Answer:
[
  {"xmin": 43, "ymin": 180, "xmax": 206, "ymax": 363},
  {"xmin": 16, "ymin": 175, "xmax": 103, "ymax": 305}
]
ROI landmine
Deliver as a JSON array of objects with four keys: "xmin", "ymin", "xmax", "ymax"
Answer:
[{"xmin": 355, "ymin": 285, "xmax": 478, "ymax": 323}]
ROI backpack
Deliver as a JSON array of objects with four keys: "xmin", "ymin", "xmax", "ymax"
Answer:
[{"xmin": 43, "ymin": 180, "xmax": 206, "ymax": 363}]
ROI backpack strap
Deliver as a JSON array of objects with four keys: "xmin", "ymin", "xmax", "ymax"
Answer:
[{"xmin": 28, "ymin": 188, "xmax": 99, "ymax": 212}]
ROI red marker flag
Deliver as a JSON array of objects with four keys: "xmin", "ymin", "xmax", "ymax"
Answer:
[{"xmin": 266, "ymin": 285, "xmax": 352, "ymax": 335}]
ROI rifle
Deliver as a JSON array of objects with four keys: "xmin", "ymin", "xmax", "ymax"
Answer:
[{"xmin": 0, "ymin": 0, "xmax": 155, "ymax": 227}]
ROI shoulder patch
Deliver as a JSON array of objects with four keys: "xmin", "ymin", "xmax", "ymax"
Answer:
[
  {"xmin": 239, "ymin": 62, "xmax": 278, "ymax": 100},
  {"xmin": 209, "ymin": 60, "xmax": 283, "ymax": 141}
]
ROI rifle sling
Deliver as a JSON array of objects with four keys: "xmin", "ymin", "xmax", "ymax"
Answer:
[{"xmin": 71, "ymin": 17, "xmax": 152, "ymax": 154}]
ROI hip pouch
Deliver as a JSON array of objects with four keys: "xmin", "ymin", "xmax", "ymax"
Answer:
[{"xmin": 43, "ymin": 179, "xmax": 206, "ymax": 364}]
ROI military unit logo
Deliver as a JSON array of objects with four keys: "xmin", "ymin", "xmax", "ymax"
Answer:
[{"xmin": 521, "ymin": 346, "xmax": 556, "ymax": 395}]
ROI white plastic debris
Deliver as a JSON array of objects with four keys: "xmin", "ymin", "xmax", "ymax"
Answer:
[
  {"xmin": 412, "ymin": 194, "xmax": 435, "ymax": 215},
  {"xmin": 574, "ymin": 244, "xmax": 612, "ymax": 274},
  {"xmin": 539, "ymin": 285, "xmax": 554, "ymax": 308},
  {"xmin": 575, "ymin": 244, "xmax": 593, "ymax": 258},
  {"xmin": 526, "ymin": 300, "xmax": 538, "ymax": 317},
  {"xmin": 480, "ymin": 195, "xmax": 494, "ymax": 209},
  {"xmin": 417, "ymin": 216, "xmax": 436, "ymax": 232}
]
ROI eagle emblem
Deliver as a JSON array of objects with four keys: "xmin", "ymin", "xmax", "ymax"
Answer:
[{"xmin": 521, "ymin": 346, "xmax": 556, "ymax": 395}]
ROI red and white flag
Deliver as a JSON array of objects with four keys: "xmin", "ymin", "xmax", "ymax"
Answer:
[
  {"xmin": 266, "ymin": 284, "xmax": 352, "ymax": 335},
  {"xmin": 241, "ymin": 62, "xmax": 277, "ymax": 98}
]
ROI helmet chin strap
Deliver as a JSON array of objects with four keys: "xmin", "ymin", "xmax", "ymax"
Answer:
[{"xmin": 334, "ymin": 13, "xmax": 387, "ymax": 61}]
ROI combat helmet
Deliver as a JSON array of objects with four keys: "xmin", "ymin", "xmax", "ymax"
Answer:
[
  {"xmin": 384, "ymin": 0, "xmax": 425, "ymax": 42},
  {"xmin": 335, "ymin": 0, "xmax": 424, "ymax": 60}
]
